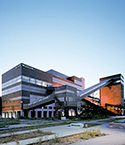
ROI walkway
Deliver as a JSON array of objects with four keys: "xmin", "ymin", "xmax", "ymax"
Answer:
[{"xmin": 71, "ymin": 124, "xmax": 125, "ymax": 145}]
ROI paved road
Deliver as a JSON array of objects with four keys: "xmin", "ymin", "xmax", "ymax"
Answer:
[{"xmin": 71, "ymin": 123, "xmax": 125, "ymax": 145}]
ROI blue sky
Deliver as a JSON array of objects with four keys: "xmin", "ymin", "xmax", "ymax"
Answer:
[{"xmin": 0, "ymin": 0, "xmax": 125, "ymax": 96}]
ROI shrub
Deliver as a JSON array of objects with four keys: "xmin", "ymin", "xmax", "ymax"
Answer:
[
  {"xmin": 80, "ymin": 129, "xmax": 103, "ymax": 140},
  {"xmin": 91, "ymin": 129, "xmax": 101, "ymax": 137}
]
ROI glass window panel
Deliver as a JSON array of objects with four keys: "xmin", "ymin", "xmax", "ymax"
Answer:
[
  {"xmin": 42, "ymin": 82, "xmax": 47, "ymax": 87},
  {"xmin": 36, "ymin": 80, "xmax": 42, "ymax": 86},
  {"xmin": 30, "ymin": 78, "xmax": 36, "ymax": 84},
  {"xmin": 22, "ymin": 76, "xmax": 30, "ymax": 82}
]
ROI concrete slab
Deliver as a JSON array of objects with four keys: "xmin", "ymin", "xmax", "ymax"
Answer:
[
  {"xmin": 69, "ymin": 123, "xmax": 84, "ymax": 128},
  {"xmin": 109, "ymin": 122, "xmax": 125, "ymax": 129},
  {"xmin": 1, "ymin": 134, "xmax": 56, "ymax": 145}
]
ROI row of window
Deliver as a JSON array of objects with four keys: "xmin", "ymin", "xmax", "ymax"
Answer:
[
  {"xmin": 53, "ymin": 77, "xmax": 82, "ymax": 90},
  {"xmin": 74, "ymin": 79, "xmax": 82, "ymax": 86},
  {"xmin": 2, "ymin": 84, "xmax": 21, "ymax": 96},
  {"xmin": 121, "ymin": 75, "xmax": 124, "ymax": 80},
  {"xmin": 22, "ymin": 76, "xmax": 52, "ymax": 87},
  {"xmin": 2, "ymin": 76, "xmax": 21, "ymax": 89},
  {"xmin": 2, "ymin": 84, "xmax": 46, "ymax": 96},
  {"xmin": 22, "ymin": 84, "xmax": 46, "ymax": 94},
  {"xmin": 58, "ymin": 96, "xmax": 74, "ymax": 102},
  {"xmin": 115, "ymin": 80, "xmax": 124, "ymax": 85},
  {"xmin": 2, "ymin": 75, "xmax": 52, "ymax": 89},
  {"xmin": 55, "ymin": 89, "xmax": 74, "ymax": 95}
]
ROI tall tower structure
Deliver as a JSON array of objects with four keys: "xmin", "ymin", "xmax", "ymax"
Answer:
[{"xmin": 100, "ymin": 74, "xmax": 124, "ymax": 114}]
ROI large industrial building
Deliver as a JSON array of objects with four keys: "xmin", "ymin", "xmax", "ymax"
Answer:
[
  {"xmin": 1, "ymin": 63, "xmax": 124, "ymax": 119},
  {"xmin": 0, "ymin": 97, "xmax": 1, "ymax": 116},
  {"xmin": 2, "ymin": 63, "xmax": 85, "ymax": 118}
]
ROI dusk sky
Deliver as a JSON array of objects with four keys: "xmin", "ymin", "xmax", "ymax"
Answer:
[{"xmin": 0, "ymin": 0, "xmax": 125, "ymax": 96}]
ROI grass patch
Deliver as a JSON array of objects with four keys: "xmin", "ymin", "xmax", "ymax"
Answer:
[
  {"xmin": 87, "ymin": 123, "xmax": 102, "ymax": 127},
  {"xmin": 0, "ymin": 118, "xmax": 20, "ymax": 128},
  {"xmin": 0, "ymin": 130, "xmax": 52, "ymax": 143},
  {"xmin": 35, "ymin": 129, "xmax": 106, "ymax": 145},
  {"xmin": 0, "ymin": 121, "xmax": 72, "ymax": 135},
  {"xmin": 70, "ymin": 115, "xmax": 109, "ymax": 121}
]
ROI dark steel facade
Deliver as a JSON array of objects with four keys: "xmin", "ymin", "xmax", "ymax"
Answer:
[
  {"xmin": 2, "ymin": 63, "xmax": 84, "ymax": 118},
  {"xmin": 2, "ymin": 63, "xmax": 52, "ymax": 115}
]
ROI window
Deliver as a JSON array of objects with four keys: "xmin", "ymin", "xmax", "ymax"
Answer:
[
  {"xmin": 2, "ymin": 76, "xmax": 22, "ymax": 89},
  {"xmin": 36, "ymin": 80, "xmax": 42, "ymax": 86},
  {"xmin": 30, "ymin": 78, "xmax": 36, "ymax": 84},
  {"xmin": 42, "ymin": 82, "xmax": 47, "ymax": 87},
  {"xmin": 69, "ymin": 97, "xmax": 73, "ymax": 102},
  {"xmin": 22, "ymin": 76, "xmax": 29, "ymax": 83}
]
